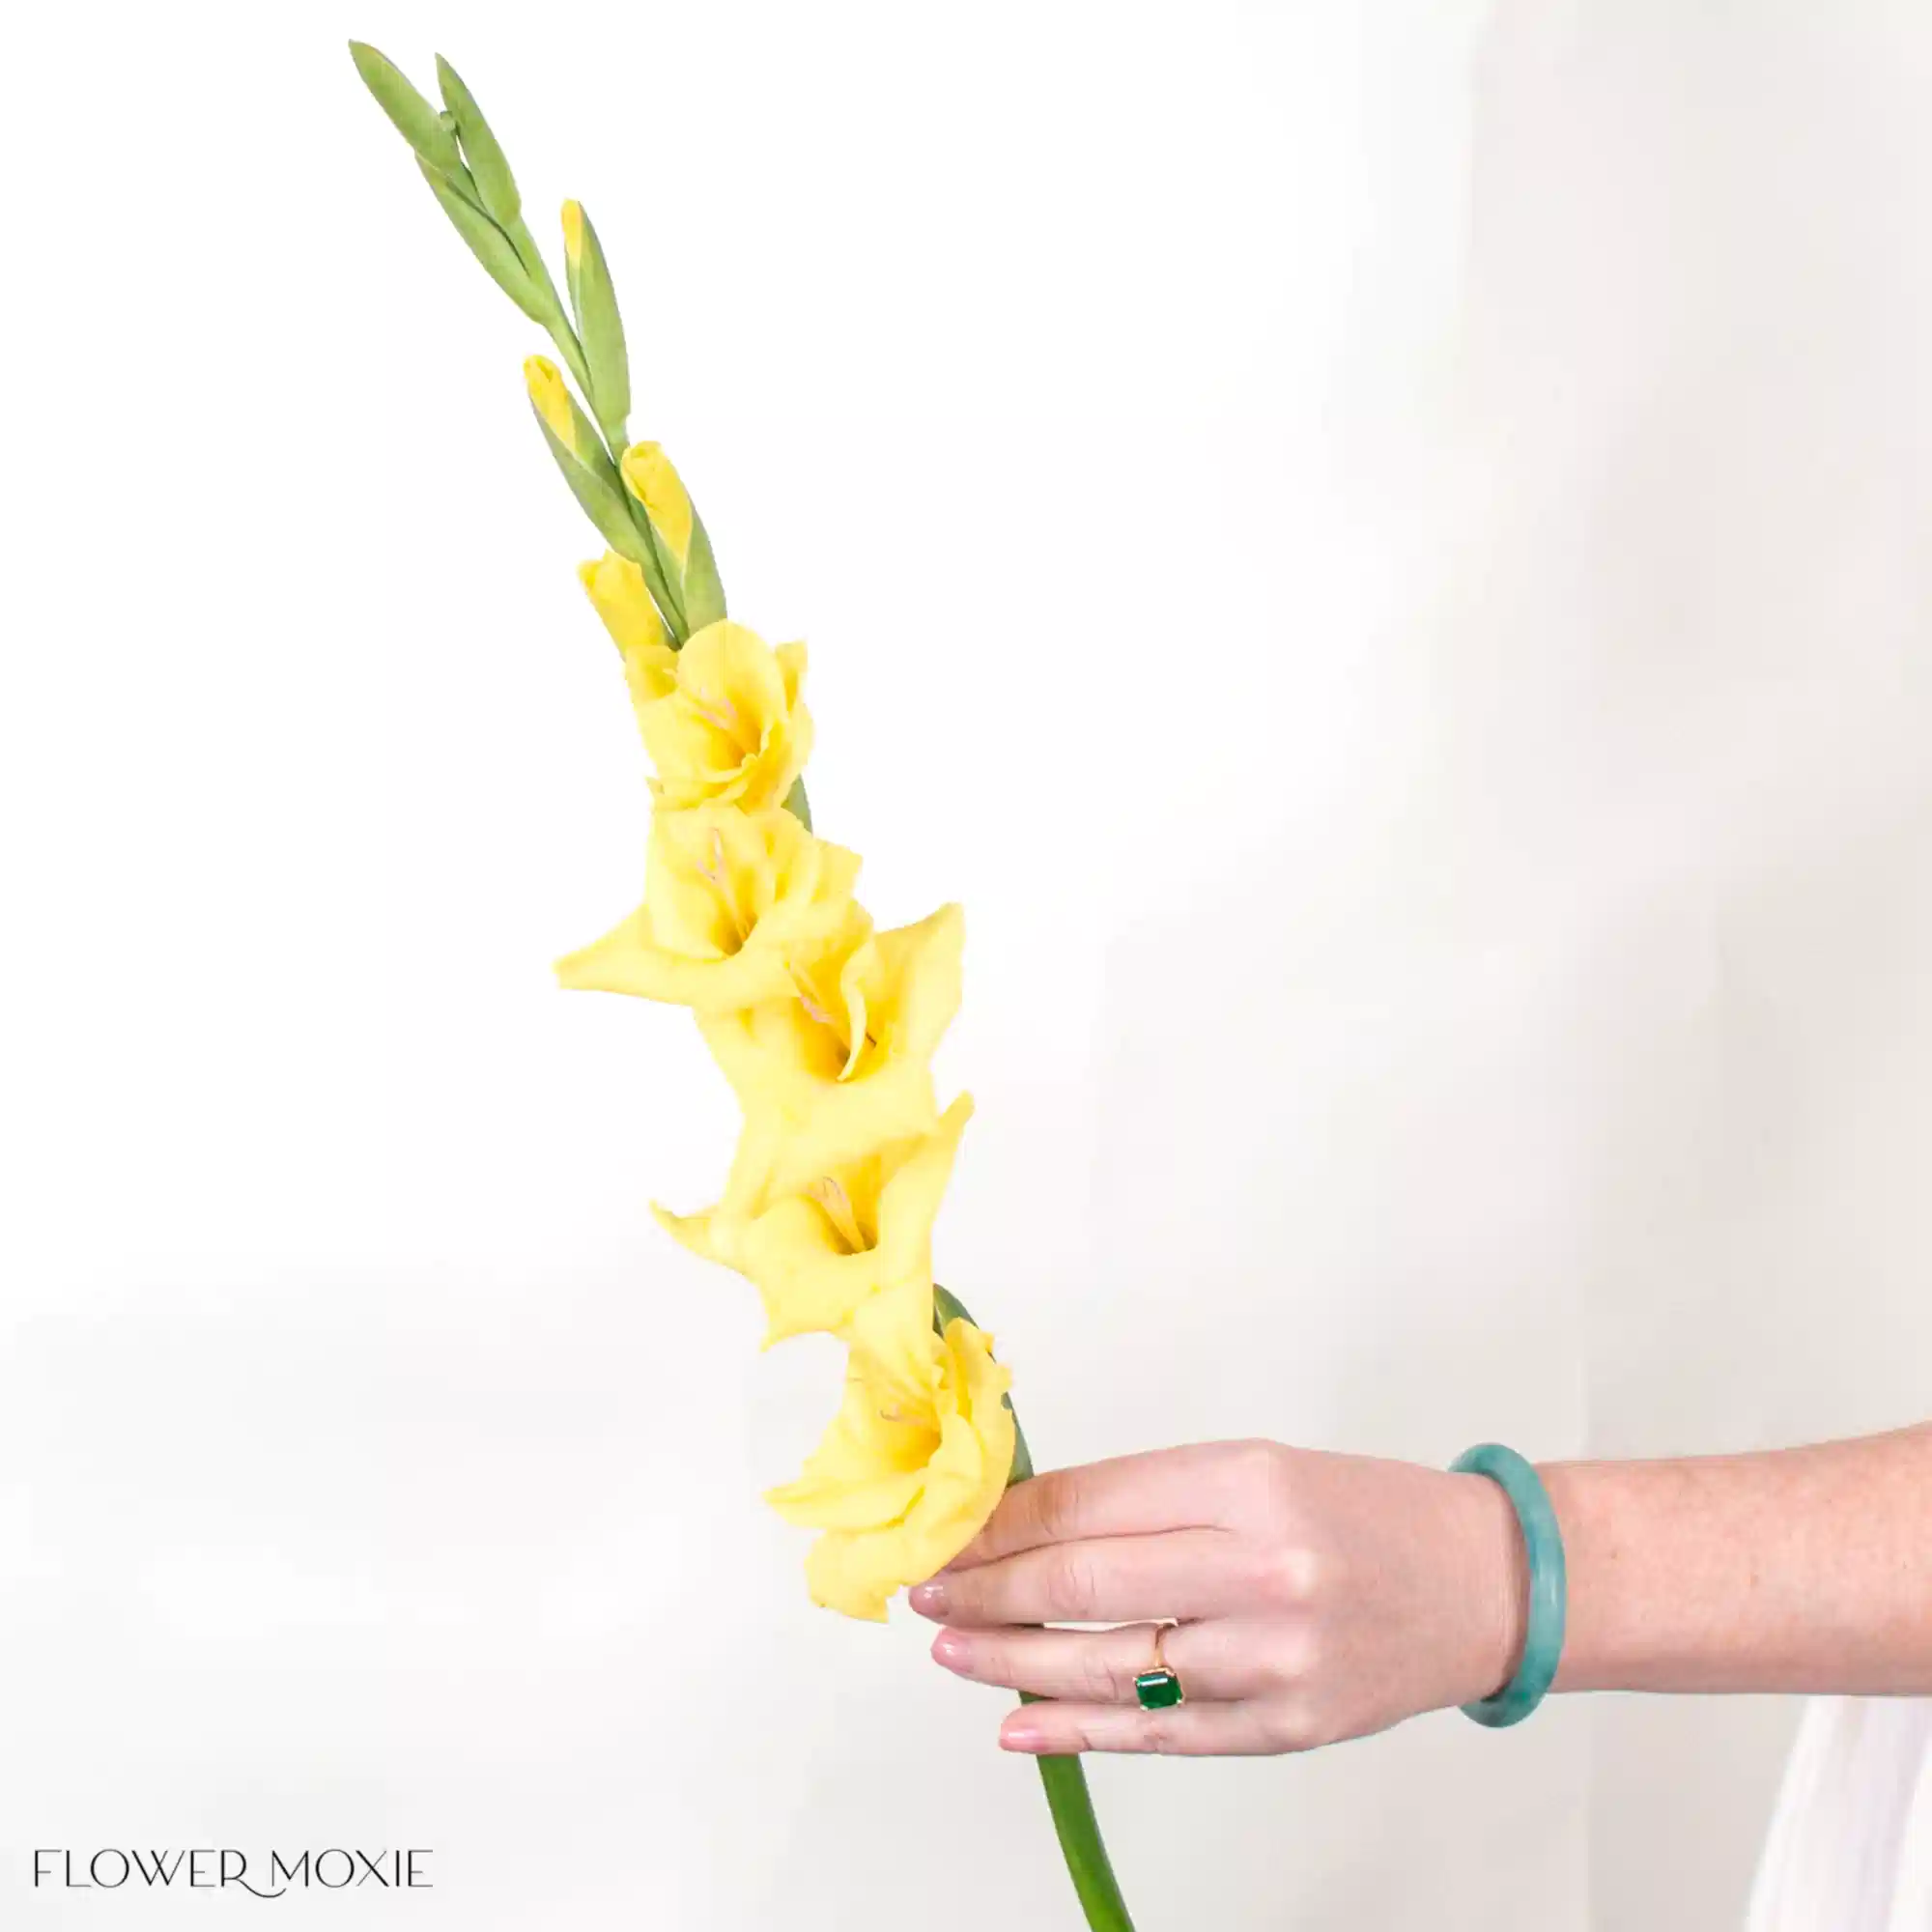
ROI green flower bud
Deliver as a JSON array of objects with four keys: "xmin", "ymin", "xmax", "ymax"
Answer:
[
  {"xmin": 619, "ymin": 441, "xmax": 722, "ymax": 628},
  {"xmin": 526, "ymin": 355, "xmax": 609, "ymax": 474},
  {"xmin": 348, "ymin": 42, "xmax": 464, "ymax": 179},
  {"xmin": 418, "ymin": 160, "xmax": 545, "ymax": 322},
  {"xmin": 560, "ymin": 201, "xmax": 630, "ymax": 438},
  {"xmin": 435, "ymin": 55, "xmax": 520, "ymax": 228},
  {"xmin": 526, "ymin": 359, "xmax": 678, "ymax": 615}
]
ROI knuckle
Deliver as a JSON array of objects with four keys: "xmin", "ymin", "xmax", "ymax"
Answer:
[
  {"xmin": 1080, "ymin": 1643, "xmax": 1129, "ymax": 1703},
  {"xmin": 1142, "ymin": 1710, "xmax": 1188, "ymax": 1755},
  {"xmin": 1248, "ymin": 1538, "xmax": 1322, "ymax": 1607},
  {"xmin": 1260, "ymin": 1621, "xmax": 1322, "ymax": 1689},
  {"xmin": 1029, "ymin": 1472, "xmax": 1083, "ymax": 1543},
  {"xmin": 1226, "ymin": 1436, "xmax": 1287, "ymax": 1511},
  {"xmin": 1043, "ymin": 1544, "xmax": 1099, "ymax": 1618}
]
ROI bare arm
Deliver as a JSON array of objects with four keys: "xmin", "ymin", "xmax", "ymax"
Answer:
[
  {"xmin": 1543, "ymin": 1423, "xmax": 1932, "ymax": 1696},
  {"xmin": 911, "ymin": 1425, "xmax": 1932, "ymax": 1756}
]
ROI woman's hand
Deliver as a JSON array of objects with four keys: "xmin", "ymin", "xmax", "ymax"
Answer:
[{"xmin": 910, "ymin": 1438, "xmax": 1529, "ymax": 1756}]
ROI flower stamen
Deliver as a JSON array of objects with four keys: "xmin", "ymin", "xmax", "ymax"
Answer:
[
  {"xmin": 687, "ymin": 685, "xmax": 742, "ymax": 740},
  {"xmin": 809, "ymin": 1175, "xmax": 868, "ymax": 1254},
  {"xmin": 695, "ymin": 827, "xmax": 750, "ymax": 941}
]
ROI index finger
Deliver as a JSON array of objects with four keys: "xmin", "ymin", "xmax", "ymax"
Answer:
[{"xmin": 945, "ymin": 1441, "xmax": 1240, "ymax": 1572}]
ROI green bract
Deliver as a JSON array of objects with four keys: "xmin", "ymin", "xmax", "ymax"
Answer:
[
  {"xmin": 434, "ymin": 56, "xmax": 520, "ymax": 227},
  {"xmin": 681, "ymin": 511, "xmax": 727, "ymax": 633},
  {"xmin": 563, "ymin": 203, "xmax": 631, "ymax": 442},
  {"xmin": 350, "ymin": 41, "xmax": 463, "ymax": 178},
  {"xmin": 417, "ymin": 161, "xmax": 544, "ymax": 320}
]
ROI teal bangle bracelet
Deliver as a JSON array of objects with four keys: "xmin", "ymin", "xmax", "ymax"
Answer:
[{"xmin": 1448, "ymin": 1442, "xmax": 1566, "ymax": 1728}]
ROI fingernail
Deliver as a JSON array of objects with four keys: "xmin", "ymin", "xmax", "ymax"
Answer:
[
  {"xmin": 930, "ymin": 1631, "xmax": 970, "ymax": 1670},
  {"xmin": 908, "ymin": 1580, "xmax": 949, "ymax": 1617},
  {"xmin": 1000, "ymin": 1723, "xmax": 1047, "ymax": 1753}
]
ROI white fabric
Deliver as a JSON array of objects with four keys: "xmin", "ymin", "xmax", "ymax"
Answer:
[{"xmin": 1748, "ymin": 1700, "xmax": 1932, "ymax": 1931}]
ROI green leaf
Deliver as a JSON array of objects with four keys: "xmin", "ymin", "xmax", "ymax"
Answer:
[
  {"xmin": 435, "ymin": 55, "xmax": 521, "ymax": 228},
  {"xmin": 680, "ymin": 508, "xmax": 726, "ymax": 630},
  {"xmin": 781, "ymin": 777, "xmax": 812, "ymax": 829},
  {"xmin": 349, "ymin": 42, "xmax": 464, "ymax": 178},
  {"xmin": 562, "ymin": 202, "xmax": 630, "ymax": 436},
  {"xmin": 418, "ymin": 160, "xmax": 546, "ymax": 321}
]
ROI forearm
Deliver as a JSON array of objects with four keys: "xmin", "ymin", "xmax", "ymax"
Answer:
[{"xmin": 1536, "ymin": 1424, "xmax": 1932, "ymax": 1695}]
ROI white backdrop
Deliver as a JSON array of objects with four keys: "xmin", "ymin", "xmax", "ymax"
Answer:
[{"xmin": 4, "ymin": 3, "xmax": 1930, "ymax": 1926}]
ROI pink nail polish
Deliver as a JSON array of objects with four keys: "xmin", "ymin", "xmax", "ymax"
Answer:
[
  {"xmin": 908, "ymin": 1581, "xmax": 949, "ymax": 1616},
  {"xmin": 1001, "ymin": 1724, "xmax": 1046, "ymax": 1752},
  {"xmin": 930, "ymin": 1632, "xmax": 969, "ymax": 1669}
]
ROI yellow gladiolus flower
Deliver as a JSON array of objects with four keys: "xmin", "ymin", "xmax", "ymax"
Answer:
[
  {"xmin": 524, "ymin": 354, "xmax": 599, "ymax": 466},
  {"xmin": 636, "ymin": 618, "xmax": 812, "ymax": 812},
  {"xmin": 766, "ymin": 1278, "xmax": 1015, "ymax": 1621},
  {"xmin": 657, "ymin": 1093, "xmax": 974, "ymax": 1343},
  {"xmin": 698, "ymin": 902, "xmax": 965, "ymax": 1193},
  {"xmin": 554, "ymin": 805, "xmax": 863, "ymax": 1013},
  {"xmin": 620, "ymin": 440, "xmax": 695, "ymax": 572},
  {"xmin": 579, "ymin": 550, "xmax": 670, "ymax": 657},
  {"xmin": 578, "ymin": 551, "xmax": 677, "ymax": 721}
]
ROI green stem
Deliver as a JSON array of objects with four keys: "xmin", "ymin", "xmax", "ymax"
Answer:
[
  {"xmin": 543, "ymin": 312, "xmax": 596, "ymax": 416},
  {"xmin": 933, "ymin": 1287, "xmax": 1137, "ymax": 1932}
]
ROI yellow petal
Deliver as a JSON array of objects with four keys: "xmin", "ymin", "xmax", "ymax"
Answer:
[
  {"xmin": 800, "ymin": 1530, "xmax": 901, "ymax": 1621},
  {"xmin": 652, "ymin": 1201, "xmax": 723, "ymax": 1264},
  {"xmin": 619, "ymin": 440, "xmax": 696, "ymax": 571},
  {"xmin": 649, "ymin": 1109, "xmax": 787, "ymax": 1280},
  {"xmin": 776, "ymin": 639, "xmax": 807, "ymax": 710},
  {"xmin": 844, "ymin": 1275, "xmax": 944, "ymax": 1410},
  {"xmin": 554, "ymin": 905, "xmax": 796, "ymax": 1010},
  {"xmin": 656, "ymin": 1094, "xmax": 967, "ymax": 1347},
  {"xmin": 650, "ymin": 806, "xmax": 859, "ymax": 961},
  {"xmin": 767, "ymin": 1335, "xmax": 939, "ymax": 1528},
  {"xmin": 868, "ymin": 903, "xmax": 965, "ymax": 1064},
  {"xmin": 579, "ymin": 551, "xmax": 673, "ymax": 660},
  {"xmin": 691, "ymin": 895, "xmax": 962, "ymax": 1198},
  {"xmin": 633, "ymin": 621, "xmax": 813, "ymax": 813},
  {"xmin": 554, "ymin": 806, "xmax": 864, "ymax": 1016},
  {"xmin": 524, "ymin": 354, "xmax": 583, "ymax": 457},
  {"xmin": 699, "ymin": 1003, "xmax": 941, "ymax": 1193},
  {"xmin": 869, "ymin": 1092, "xmax": 973, "ymax": 1281},
  {"xmin": 765, "ymin": 1295, "xmax": 1015, "ymax": 1621}
]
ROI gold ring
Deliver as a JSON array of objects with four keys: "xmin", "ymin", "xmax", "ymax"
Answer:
[{"xmin": 1134, "ymin": 1621, "xmax": 1184, "ymax": 1710}]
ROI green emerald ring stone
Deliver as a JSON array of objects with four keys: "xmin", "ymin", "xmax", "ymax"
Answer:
[{"xmin": 1134, "ymin": 1667, "xmax": 1184, "ymax": 1710}]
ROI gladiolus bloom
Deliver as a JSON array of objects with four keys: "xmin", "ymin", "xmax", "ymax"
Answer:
[
  {"xmin": 766, "ymin": 1278, "xmax": 1015, "ymax": 1620},
  {"xmin": 657, "ymin": 1093, "xmax": 974, "ymax": 1343},
  {"xmin": 635, "ymin": 619, "xmax": 812, "ymax": 813},
  {"xmin": 554, "ymin": 805, "xmax": 863, "ymax": 1014}
]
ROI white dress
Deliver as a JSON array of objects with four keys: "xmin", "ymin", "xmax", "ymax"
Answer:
[{"xmin": 1748, "ymin": 1700, "xmax": 1932, "ymax": 1930}]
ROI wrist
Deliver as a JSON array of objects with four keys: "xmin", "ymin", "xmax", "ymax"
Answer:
[
  {"xmin": 1535, "ymin": 1457, "xmax": 1641, "ymax": 1693},
  {"xmin": 1533, "ymin": 1454, "xmax": 1702, "ymax": 1693},
  {"xmin": 1445, "ymin": 1467, "xmax": 1532, "ymax": 1708}
]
